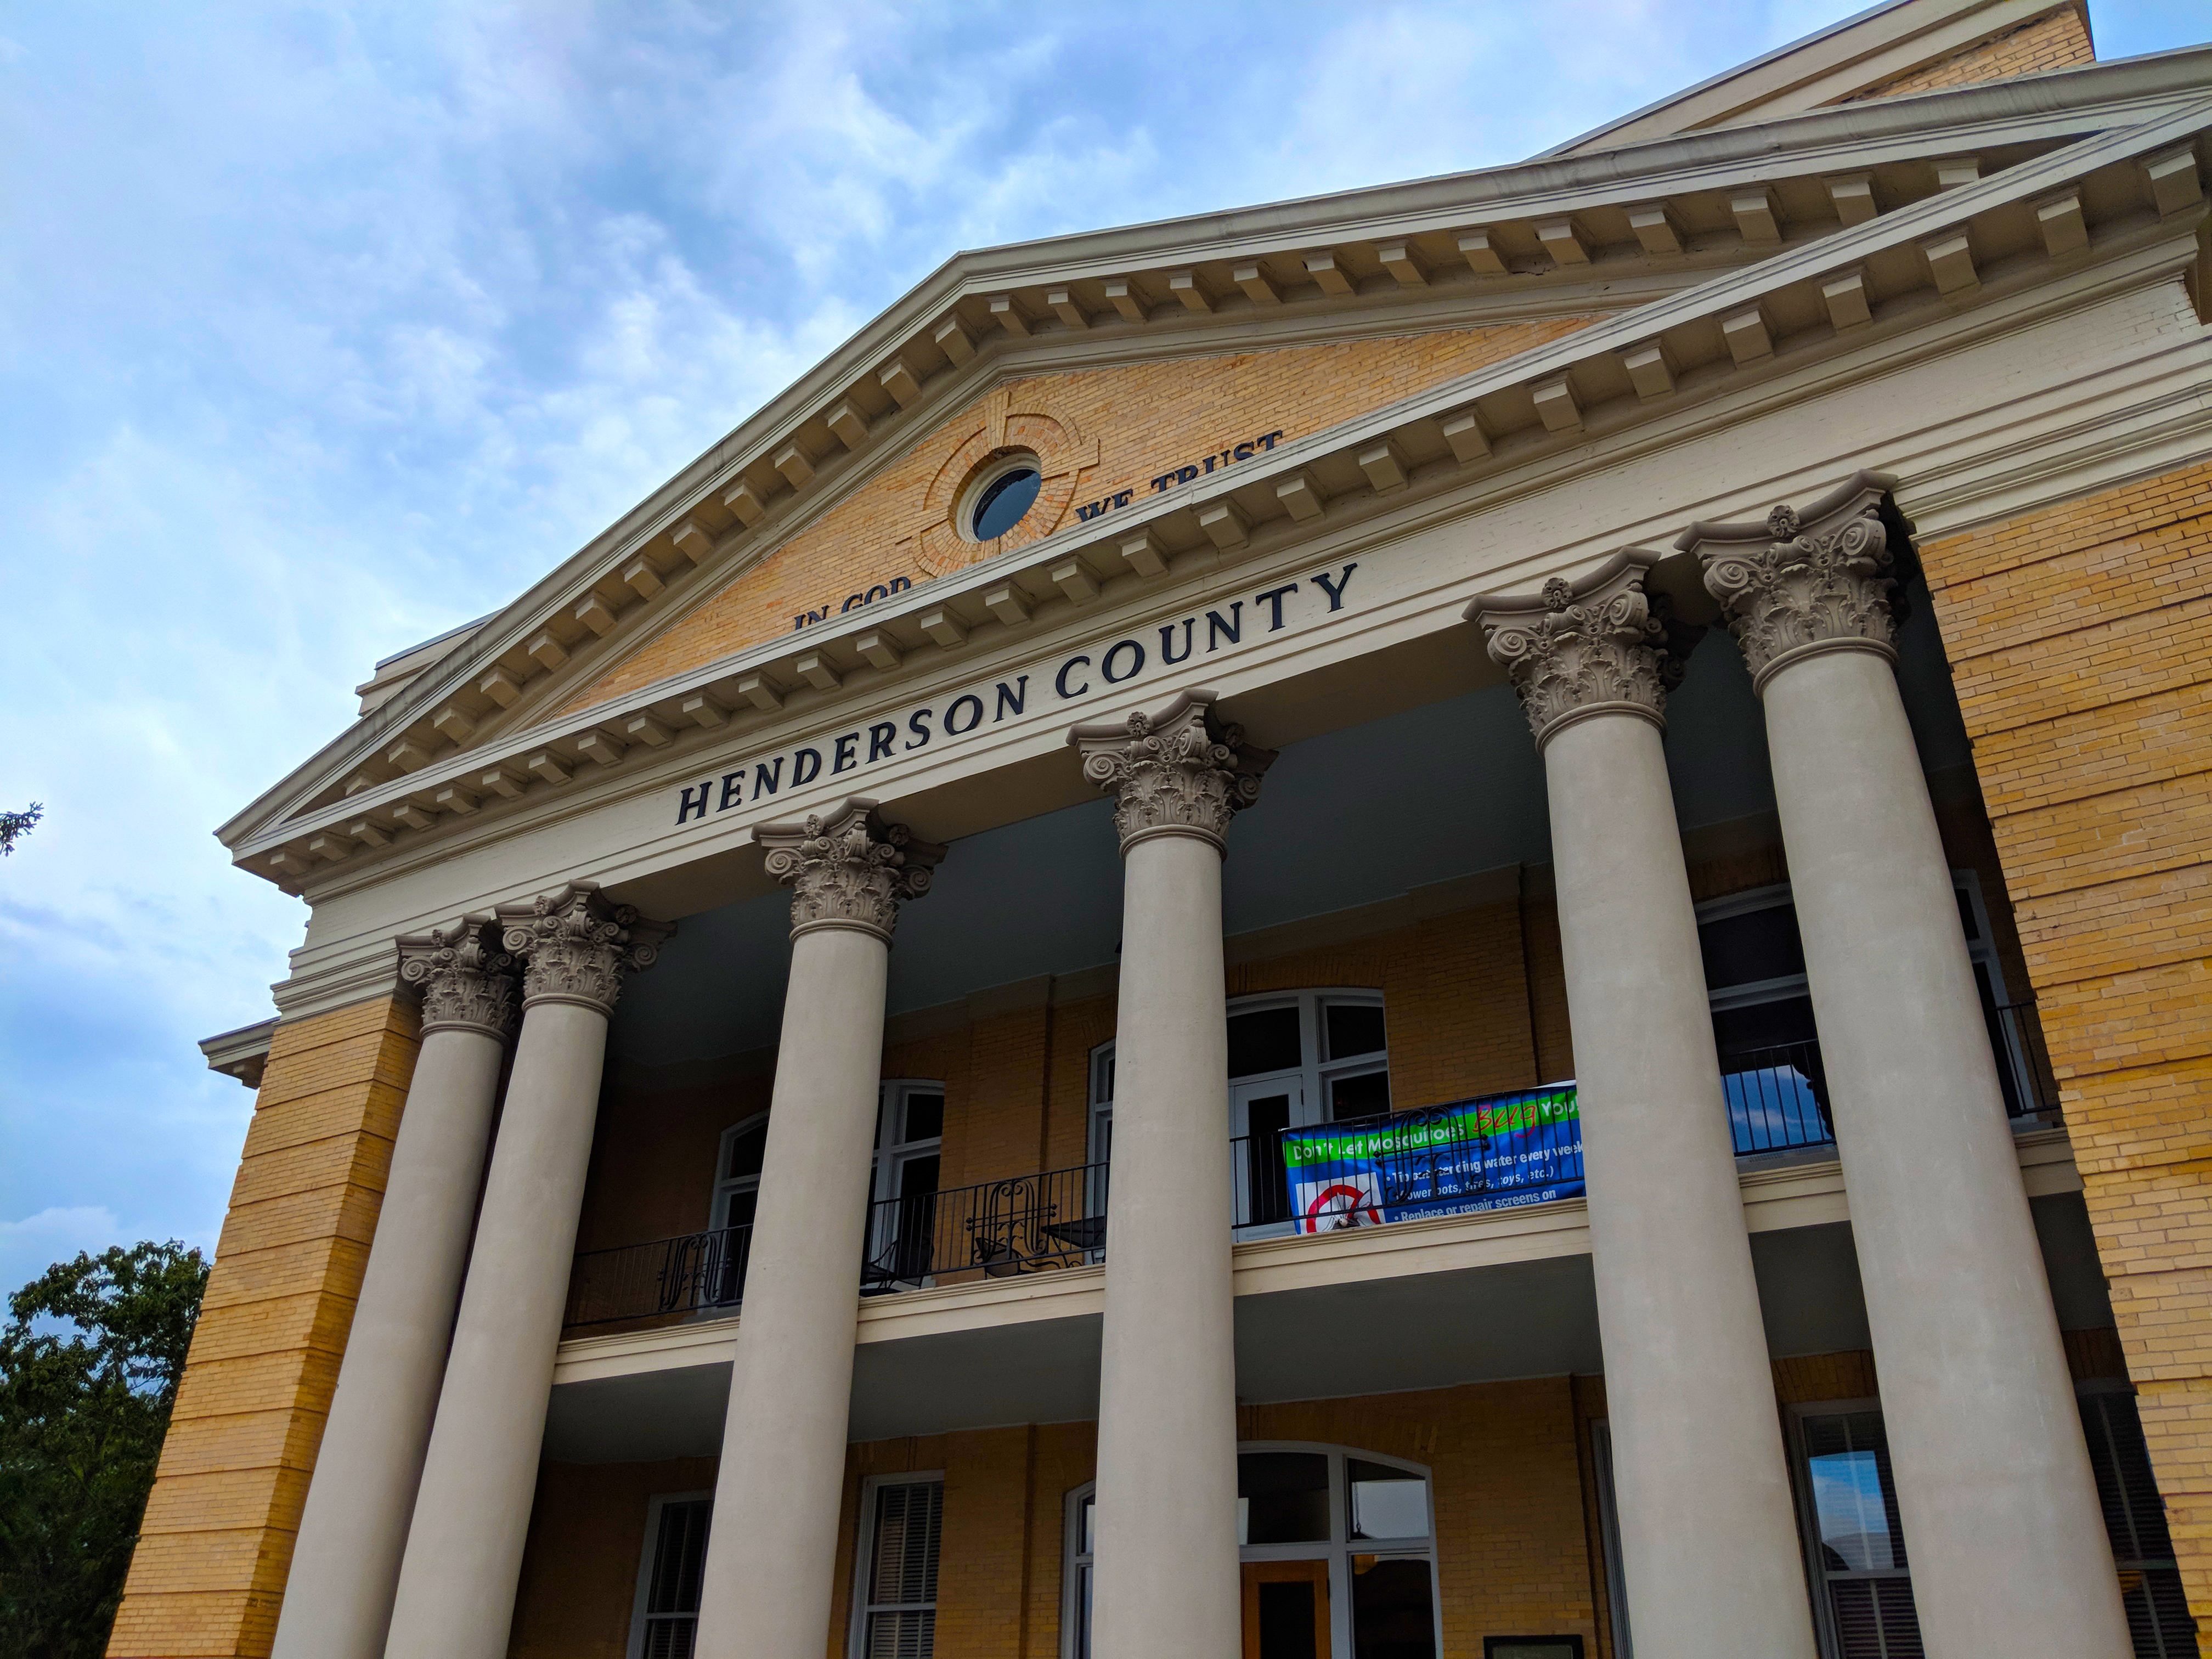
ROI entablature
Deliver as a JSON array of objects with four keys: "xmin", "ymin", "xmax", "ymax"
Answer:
[{"xmin": 232, "ymin": 88, "xmax": 2211, "ymax": 900}]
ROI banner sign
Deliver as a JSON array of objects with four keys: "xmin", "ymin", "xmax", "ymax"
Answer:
[{"xmin": 1278, "ymin": 1084, "xmax": 1583, "ymax": 1233}]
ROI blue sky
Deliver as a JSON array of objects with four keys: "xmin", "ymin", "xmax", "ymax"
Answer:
[{"xmin": 2, "ymin": 0, "xmax": 2204, "ymax": 1295}]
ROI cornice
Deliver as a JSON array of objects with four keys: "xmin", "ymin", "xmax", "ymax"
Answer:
[
  {"xmin": 232, "ymin": 95, "xmax": 2212, "ymax": 896},
  {"xmin": 219, "ymin": 55, "xmax": 2212, "ymax": 862}
]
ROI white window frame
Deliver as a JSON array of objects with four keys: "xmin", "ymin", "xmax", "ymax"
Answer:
[
  {"xmin": 1696, "ymin": 874, "xmax": 2011, "ymax": 1018},
  {"xmin": 871, "ymin": 1079, "xmax": 947, "ymax": 1208},
  {"xmin": 1787, "ymin": 1396, "xmax": 1915, "ymax": 1659},
  {"xmin": 625, "ymin": 1488, "xmax": 713, "ymax": 1659},
  {"xmin": 847, "ymin": 1470, "xmax": 947, "ymax": 1659},
  {"xmin": 1087, "ymin": 988, "xmax": 1390, "ymax": 1164},
  {"xmin": 1061, "ymin": 1442, "xmax": 1439, "ymax": 1659},
  {"xmin": 709, "ymin": 1111, "xmax": 770, "ymax": 1232}
]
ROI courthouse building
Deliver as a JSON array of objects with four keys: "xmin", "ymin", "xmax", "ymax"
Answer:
[{"xmin": 115, "ymin": 1, "xmax": 2212, "ymax": 1655}]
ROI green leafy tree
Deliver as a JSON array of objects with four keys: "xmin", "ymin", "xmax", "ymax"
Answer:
[{"xmin": 0, "ymin": 1242, "xmax": 208, "ymax": 1659}]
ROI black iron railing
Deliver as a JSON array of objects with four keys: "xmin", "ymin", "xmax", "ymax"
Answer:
[
  {"xmin": 1722, "ymin": 1000, "xmax": 2059, "ymax": 1158},
  {"xmin": 1722, "ymin": 1041, "xmax": 1835, "ymax": 1155},
  {"xmin": 860, "ymin": 1161, "xmax": 1108, "ymax": 1293},
  {"xmin": 563, "ymin": 1004, "xmax": 2063, "ymax": 1328},
  {"xmin": 565, "ymin": 1223, "xmax": 752, "ymax": 1329}
]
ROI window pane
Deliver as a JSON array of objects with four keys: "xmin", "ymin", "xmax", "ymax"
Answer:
[
  {"xmin": 1079, "ymin": 1494, "xmax": 1095, "ymax": 1557},
  {"xmin": 1350, "ymin": 1556, "xmax": 1436, "ymax": 1659},
  {"xmin": 643, "ymin": 1621, "xmax": 699, "ymax": 1659},
  {"xmin": 1228, "ymin": 1007, "xmax": 1302, "ymax": 1079},
  {"xmin": 1256, "ymin": 1580, "xmax": 1320, "ymax": 1659},
  {"xmin": 1712, "ymin": 994, "xmax": 1818, "ymax": 1058},
  {"xmin": 1804, "ymin": 1413, "xmax": 1909, "ymax": 1573},
  {"xmin": 868, "ymin": 1481, "xmax": 944, "ymax": 1604},
  {"xmin": 1698, "ymin": 903, "xmax": 1807, "ymax": 990},
  {"xmin": 1829, "ymin": 1577, "xmax": 1925, "ymax": 1659},
  {"xmin": 1325, "ymin": 1002, "xmax": 1387, "ymax": 1060},
  {"xmin": 862, "ymin": 1608, "xmax": 936, "ymax": 1659},
  {"xmin": 898, "ymin": 1155, "xmax": 941, "ymax": 1200},
  {"xmin": 726, "ymin": 1124, "xmax": 766, "ymax": 1181},
  {"xmin": 1237, "ymin": 1452, "xmax": 1329, "ymax": 1543},
  {"xmin": 1348, "ymin": 1460, "xmax": 1429, "ymax": 1540},
  {"xmin": 1330, "ymin": 1069, "xmax": 1391, "ymax": 1121},
  {"xmin": 902, "ymin": 1093, "xmax": 945, "ymax": 1143},
  {"xmin": 720, "ymin": 1189, "xmax": 758, "ymax": 1229},
  {"xmin": 647, "ymin": 1499, "xmax": 712, "ymax": 1614}
]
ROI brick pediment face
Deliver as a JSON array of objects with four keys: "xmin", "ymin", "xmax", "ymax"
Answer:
[{"xmin": 564, "ymin": 316, "xmax": 1598, "ymax": 713}]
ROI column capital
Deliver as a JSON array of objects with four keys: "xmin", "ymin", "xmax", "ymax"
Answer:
[
  {"xmin": 1467, "ymin": 550, "xmax": 1698, "ymax": 750},
  {"xmin": 496, "ymin": 882, "xmax": 670, "ymax": 1014},
  {"xmin": 1068, "ymin": 688, "xmax": 1276, "ymax": 856},
  {"xmin": 396, "ymin": 916, "xmax": 519, "ymax": 1040},
  {"xmin": 758, "ymin": 798, "xmax": 944, "ymax": 944},
  {"xmin": 1678, "ymin": 470, "xmax": 1915, "ymax": 693}
]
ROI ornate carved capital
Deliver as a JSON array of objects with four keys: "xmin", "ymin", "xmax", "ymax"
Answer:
[
  {"xmin": 1068, "ymin": 688, "xmax": 1277, "ymax": 855},
  {"xmin": 758, "ymin": 799, "xmax": 945, "ymax": 943},
  {"xmin": 396, "ymin": 916, "xmax": 518, "ymax": 1040},
  {"xmin": 496, "ymin": 882, "xmax": 670, "ymax": 1014},
  {"xmin": 1678, "ymin": 470, "xmax": 1916, "ymax": 693},
  {"xmin": 1466, "ymin": 550, "xmax": 1700, "ymax": 749}
]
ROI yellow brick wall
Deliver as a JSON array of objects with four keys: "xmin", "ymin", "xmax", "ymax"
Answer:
[
  {"xmin": 1917, "ymin": 455, "xmax": 2212, "ymax": 1621},
  {"xmin": 568, "ymin": 318, "xmax": 1599, "ymax": 713},
  {"xmin": 763, "ymin": 1382, "xmax": 1599, "ymax": 1659},
  {"xmin": 108, "ymin": 997, "xmax": 421, "ymax": 1659},
  {"xmin": 1844, "ymin": 3, "xmax": 2093, "ymax": 103}
]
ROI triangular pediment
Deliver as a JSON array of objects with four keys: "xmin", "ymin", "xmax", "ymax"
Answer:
[{"xmin": 222, "ymin": 38, "xmax": 2212, "ymax": 885}]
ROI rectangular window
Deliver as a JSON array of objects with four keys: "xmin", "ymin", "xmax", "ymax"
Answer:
[
  {"xmin": 1795, "ymin": 1407, "xmax": 1924, "ymax": 1658},
  {"xmin": 854, "ymin": 1477, "xmax": 944, "ymax": 1659},
  {"xmin": 2080, "ymin": 1387, "xmax": 2195, "ymax": 1657},
  {"xmin": 629, "ymin": 1495, "xmax": 711, "ymax": 1659}
]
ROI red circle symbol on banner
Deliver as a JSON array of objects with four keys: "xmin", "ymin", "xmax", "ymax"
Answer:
[{"xmin": 1302, "ymin": 1183, "xmax": 1380, "ymax": 1232}]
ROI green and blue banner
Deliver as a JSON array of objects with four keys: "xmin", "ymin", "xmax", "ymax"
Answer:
[{"xmin": 1277, "ymin": 1084, "xmax": 1583, "ymax": 1232}]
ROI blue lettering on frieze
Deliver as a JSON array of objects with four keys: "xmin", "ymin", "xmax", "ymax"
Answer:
[{"xmin": 673, "ymin": 563, "xmax": 1359, "ymax": 827}]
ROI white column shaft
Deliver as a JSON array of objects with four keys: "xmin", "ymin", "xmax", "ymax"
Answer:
[
  {"xmin": 1090, "ymin": 831, "xmax": 1243, "ymax": 1659},
  {"xmin": 695, "ymin": 924, "xmax": 889, "ymax": 1659},
  {"xmin": 1545, "ymin": 710, "xmax": 1819, "ymax": 1659},
  {"xmin": 1764, "ymin": 646, "xmax": 2130, "ymax": 1656},
  {"xmin": 270, "ymin": 1023, "xmax": 505, "ymax": 1659},
  {"xmin": 382, "ymin": 997, "xmax": 611, "ymax": 1659}
]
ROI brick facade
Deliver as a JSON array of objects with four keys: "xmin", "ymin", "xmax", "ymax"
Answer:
[
  {"xmin": 107, "ymin": 998, "xmax": 422, "ymax": 1659},
  {"xmin": 1844, "ymin": 3, "xmax": 2094, "ymax": 103},
  {"xmin": 565, "ymin": 318, "xmax": 1599, "ymax": 714},
  {"xmin": 1917, "ymin": 454, "xmax": 2212, "ymax": 1621}
]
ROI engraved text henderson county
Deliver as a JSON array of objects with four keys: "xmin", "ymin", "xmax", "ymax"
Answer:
[{"xmin": 672, "ymin": 562, "xmax": 1358, "ymax": 829}]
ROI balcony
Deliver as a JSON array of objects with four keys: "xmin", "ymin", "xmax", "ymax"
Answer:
[{"xmin": 562, "ymin": 1002, "xmax": 2061, "ymax": 1333}]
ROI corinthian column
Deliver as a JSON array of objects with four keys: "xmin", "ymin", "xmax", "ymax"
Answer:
[
  {"xmin": 693, "ymin": 800, "xmax": 940, "ymax": 1659},
  {"xmin": 1685, "ymin": 477, "xmax": 2131, "ymax": 1658},
  {"xmin": 1067, "ymin": 690, "xmax": 1273, "ymax": 1659},
  {"xmin": 272, "ymin": 919, "xmax": 516, "ymax": 1659},
  {"xmin": 382, "ymin": 883, "xmax": 666, "ymax": 1659},
  {"xmin": 1470, "ymin": 556, "xmax": 1819, "ymax": 1659}
]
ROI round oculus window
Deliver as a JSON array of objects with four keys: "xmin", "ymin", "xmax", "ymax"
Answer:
[{"xmin": 968, "ymin": 463, "xmax": 1042, "ymax": 541}]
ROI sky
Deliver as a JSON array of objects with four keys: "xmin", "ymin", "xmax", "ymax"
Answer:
[{"xmin": 2, "ymin": 0, "xmax": 2205, "ymax": 1297}]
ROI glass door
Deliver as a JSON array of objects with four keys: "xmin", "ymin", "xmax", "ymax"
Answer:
[{"xmin": 1233, "ymin": 1076, "xmax": 1307, "ymax": 1234}]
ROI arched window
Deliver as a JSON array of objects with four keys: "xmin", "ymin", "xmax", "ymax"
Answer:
[
  {"xmin": 1064, "ymin": 1444, "xmax": 1439, "ymax": 1659},
  {"xmin": 1088, "ymin": 989, "xmax": 1389, "ymax": 1235}
]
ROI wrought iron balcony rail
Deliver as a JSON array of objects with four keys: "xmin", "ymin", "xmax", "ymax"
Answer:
[
  {"xmin": 1723, "ymin": 1000, "xmax": 2057, "ymax": 1159},
  {"xmin": 562, "ymin": 1003, "xmax": 2059, "ymax": 1329},
  {"xmin": 565, "ymin": 1222, "xmax": 752, "ymax": 1329}
]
